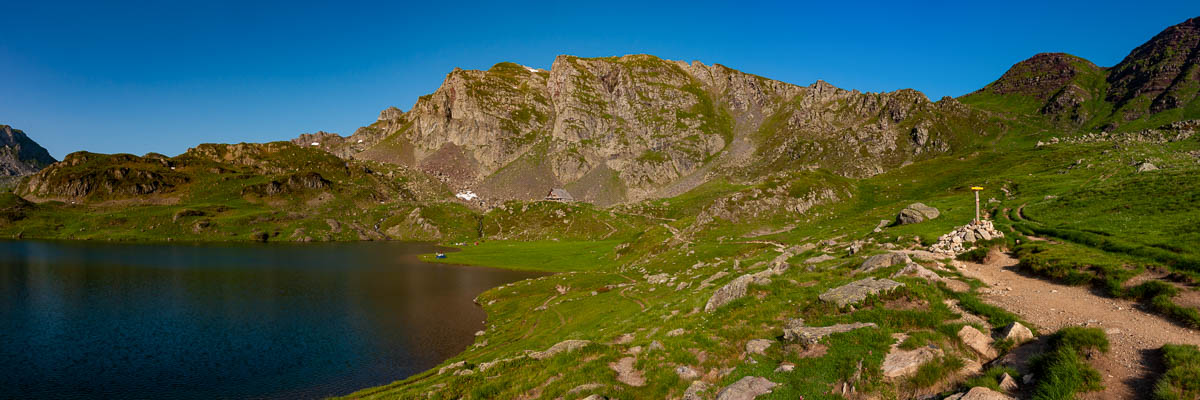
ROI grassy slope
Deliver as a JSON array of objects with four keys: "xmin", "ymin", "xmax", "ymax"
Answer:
[{"xmin": 342, "ymin": 112, "xmax": 1200, "ymax": 398}]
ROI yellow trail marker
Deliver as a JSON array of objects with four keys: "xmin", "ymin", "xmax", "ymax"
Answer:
[{"xmin": 971, "ymin": 186, "xmax": 983, "ymax": 223}]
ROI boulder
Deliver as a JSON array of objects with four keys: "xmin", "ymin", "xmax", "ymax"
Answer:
[
  {"xmin": 715, "ymin": 376, "xmax": 777, "ymax": 400},
  {"xmin": 998, "ymin": 373, "xmax": 1019, "ymax": 392},
  {"xmin": 704, "ymin": 274, "xmax": 754, "ymax": 312},
  {"xmin": 896, "ymin": 202, "xmax": 940, "ymax": 225},
  {"xmin": 882, "ymin": 335, "xmax": 943, "ymax": 378},
  {"xmin": 683, "ymin": 381, "xmax": 711, "ymax": 400},
  {"xmin": 528, "ymin": 339, "xmax": 591, "ymax": 360},
  {"xmin": 676, "ymin": 365, "xmax": 701, "ymax": 380},
  {"xmin": 782, "ymin": 318, "xmax": 878, "ymax": 344},
  {"xmin": 858, "ymin": 252, "xmax": 912, "ymax": 273},
  {"xmin": 1137, "ymin": 162, "xmax": 1159, "ymax": 172},
  {"xmin": 959, "ymin": 386, "xmax": 1014, "ymax": 400},
  {"xmin": 957, "ymin": 325, "xmax": 998, "ymax": 359},
  {"xmin": 804, "ymin": 254, "xmax": 835, "ymax": 264},
  {"xmin": 999, "ymin": 322, "xmax": 1034, "ymax": 344},
  {"xmin": 819, "ymin": 278, "xmax": 905, "ymax": 308},
  {"xmin": 745, "ymin": 339, "xmax": 773, "ymax": 355}
]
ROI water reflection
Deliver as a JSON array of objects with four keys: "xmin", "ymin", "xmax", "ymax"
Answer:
[{"xmin": 0, "ymin": 240, "xmax": 542, "ymax": 399}]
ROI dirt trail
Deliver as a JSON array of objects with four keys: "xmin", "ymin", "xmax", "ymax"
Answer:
[{"xmin": 956, "ymin": 249, "xmax": 1200, "ymax": 400}]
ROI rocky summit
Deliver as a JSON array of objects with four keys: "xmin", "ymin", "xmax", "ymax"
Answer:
[
  {"xmin": 0, "ymin": 125, "xmax": 56, "ymax": 186},
  {"xmin": 300, "ymin": 55, "xmax": 991, "ymax": 206}
]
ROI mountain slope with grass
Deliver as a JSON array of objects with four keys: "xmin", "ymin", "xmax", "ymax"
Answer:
[
  {"xmin": 962, "ymin": 17, "xmax": 1200, "ymax": 133},
  {"xmin": 3, "ymin": 14, "xmax": 1200, "ymax": 400}
]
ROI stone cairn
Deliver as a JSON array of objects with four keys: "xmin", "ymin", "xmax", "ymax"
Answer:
[{"xmin": 928, "ymin": 220, "xmax": 1004, "ymax": 255}]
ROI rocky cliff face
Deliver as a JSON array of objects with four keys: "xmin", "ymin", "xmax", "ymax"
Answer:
[
  {"xmin": 0, "ymin": 125, "xmax": 57, "ymax": 179},
  {"xmin": 314, "ymin": 55, "xmax": 985, "ymax": 205}
]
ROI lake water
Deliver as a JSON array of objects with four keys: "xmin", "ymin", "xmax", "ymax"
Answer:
[{"xmin": 0, "ymin": 240, "xmax": 542, "ymax": 399}]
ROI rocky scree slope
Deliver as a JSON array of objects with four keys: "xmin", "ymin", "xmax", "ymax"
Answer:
[{"xmin": 307, "ymin": 55, "xmax": 993, "ymax": 206}]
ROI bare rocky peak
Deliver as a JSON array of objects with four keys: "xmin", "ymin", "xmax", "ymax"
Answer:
[
  {"xmin": 325, "ymin": 54, "xmax": 982, "ymax": 205},
  {"xmin": 0, "ymin": 124, "xmax": 57, "ymax": 178}
]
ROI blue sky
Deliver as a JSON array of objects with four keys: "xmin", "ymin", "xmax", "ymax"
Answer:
[{"xmin": 2, "ymin": 1, "xmax": 1198, "ymax": 159}]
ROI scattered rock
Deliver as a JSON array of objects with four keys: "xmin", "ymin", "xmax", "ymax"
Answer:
[
  {"xmin": 647, "ymin": 273, "xmax": 671, "ymax": 284},
  {"xmin": 437, "ymin": 360, "xmax": 467, "ymax": 375},
  {"xmin": 882, "ymin": 334, "xmax": 943, "ymax": 378},
  {"xmin": 609, "ymin": 356, "xmax": 645, "ymax": 386},
  {"xmin": 999, "ymin": 322, "xmax": 1034, "ymax": 344},
  {"xmin": 957, "ymin": 325, "xmax": 998, "ymax": 359},
  {"xmin": 804, "ymin": 254, "xmax": 835, "ymax": 264},
  {"xmin": 1136, "ymin": 162, "xmax": 1159, "ymax": 172},
  {"xmin": 847, "ymin": 241, "xmax": 864, "ymax": 255},
  {"xmin": 715, "ymin": 376, "xmax": 777, "ymax": 400},
  {"xmin": 819, "ymin": 278, "xmax": 905, "ymax": 308},
  {"xmin": 857, "ymin": 252, "xmax": 912, "ymax": 273},
  {"xmin": 958, "ymin": 386, "xmax": 1014, "ymax": 400},
  {"xmin": 896, "ymin": 202, "xmax": 940, "ymax": 225},
  {"xmin": 667, "ymin": 328, "xmax": 687, "ymax": 337},
  {"xmin": 648, "ymin": 340, "xmax": 665, "ymax": 352},
  {"xmin": 683, "ymin": 381, "xmax": 710, "ymax": 400},
  {"xmin": 745, "ymin": 339, "xmax": 773, "ymax": 355},
  {"xmin": 704, "ymin": 274, "xmax": 753, "ymax": 312},
  {"xmin": 998, "ymin": 373, "xmax": 1019, "ymax": 392},
  {"xmin": 675, "ymin": 365, "xmax": 701, "ymax": 380},
  {"xmin": 528, "ymin": 339, "xmax": 591, "ymax": 360},
  {"xmin": 565, "ymin": 383, "xmax": 607, "ymax": 395},
  {"xmin": 775, "ymin": 362, "xmax": 795, "ymax": 372},
  {"xmin": 782, "ymin": 318, "xmax": 878, "ymax": 344},
  {"xmin": 613, "ymin": 333, "xmax": 635, "ymax": 344}
]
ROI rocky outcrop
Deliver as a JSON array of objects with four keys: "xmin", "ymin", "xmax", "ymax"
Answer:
[
  {"xmin": 882, "ymin": 333, "xmax": 943, "ymax": 378},
  {"xmin": 715, "ymin": 376, "xmax": 777, "ymax": 400},
  {"xmin": 0, "ymin": 125, "xmax": 56, "ymax": 179},
  {"xmin": 705, "ymin": 274, "xmax": 753, "ymax": 312},
  {"xmin": 782, "ymin": 318, "xmax": 878, "ymax": 345},
  {"xmin": 819, "ymin": 278, "xmax": 904, "ymax": 308},
  {"xmin": 18, "ymin": 152, "xmax": 188, "ymax": 201},
  {"xmin": 857, "ymin": 252, "xmax": 912, "ymax": 273},
  {"xmin": 528, "ymin": 339, "xmax": 591, "ymax": 360},
  {"xmin": 896, "ymin": 202, "xmax": 939, "ymax": 225}
]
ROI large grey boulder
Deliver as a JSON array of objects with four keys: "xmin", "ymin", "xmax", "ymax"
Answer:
[
  {"xmin": 896, "ymin": 202, "xmax": 940, "ymax": 225},
  {"xmin": 704, "ymin": 274, "xmax": 754, "ymax": 312},
  {"xmin": 819, "ymin": 278, "xmax": 905, "ymax": 308},
  {"xmin": 857, "ymin": 252, "xmax": 912, "ymax": 273},
  {"xmin": 716, "ymin": 376, "xmax": 778, "ymax": 400},
  {"xmin": 782, "ymin": 318, "xmax": 877, "ymax": 344}
]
